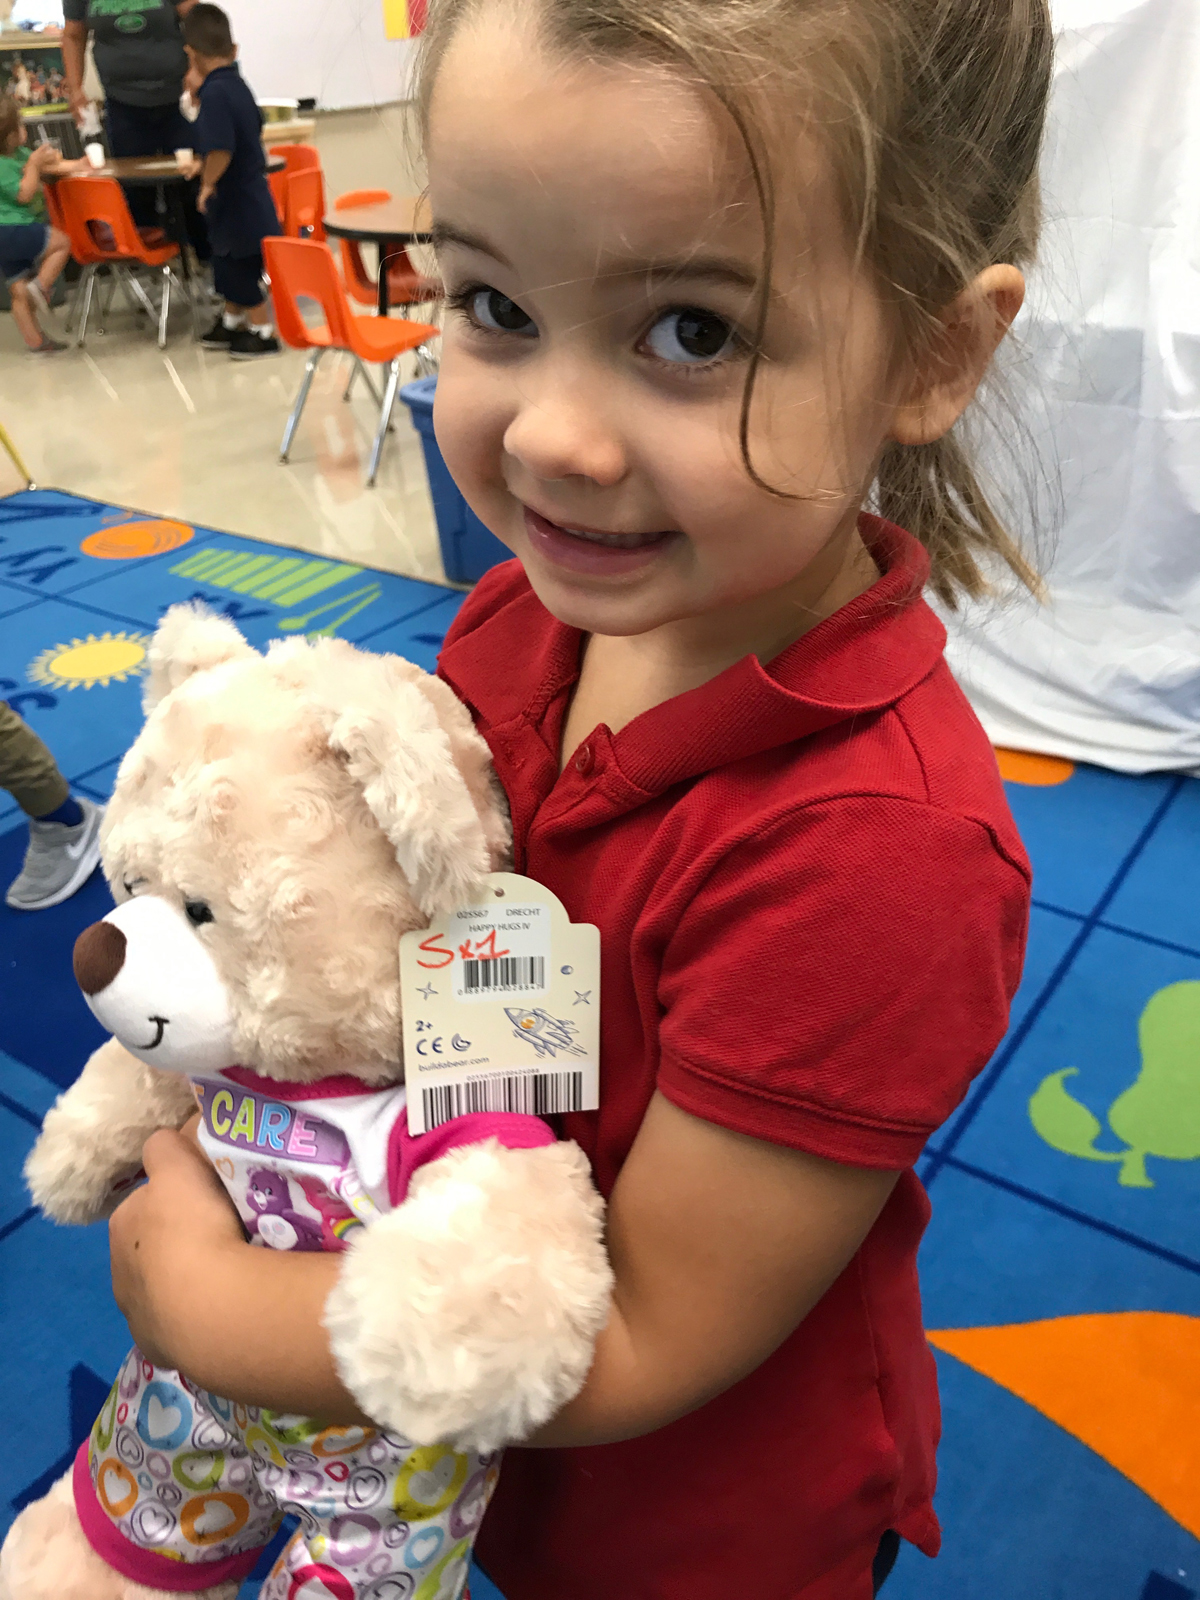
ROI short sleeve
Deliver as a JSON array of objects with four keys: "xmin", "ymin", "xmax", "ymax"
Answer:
[
  {"xmin": 0, "ymin": 157, "xmax": 22, "ymax": 212},
  {"xmin": 656, "ymin": 796, "xmax": 1030, "ymax": 1169},
  {"xmin": 61, "ymin": 0, "xmax": 85, "ymax": 19},
  {"xmin": 193, "ymin": 87, "xmax": 236, "ymax": 156}
]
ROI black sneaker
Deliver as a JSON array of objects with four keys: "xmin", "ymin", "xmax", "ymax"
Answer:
[
  {"xmin": 229, "ymin": 328, "xmax": 281, "ymax": 360},
  {"xmin": 201, "ymin": 316, "xmax": 240, "ymax": 349}
]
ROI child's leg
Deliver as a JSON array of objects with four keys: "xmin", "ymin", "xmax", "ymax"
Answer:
[
  {"xmin": 34, "ymin": 227, "xmax": 72, "ymax": 298},
  {"xmin": 0, "ymin": 701, "xmax": 70, "ymax": 816},
  {"xmin": 8, "ymin": 278, "xmax": 44, "ymax": 350}
]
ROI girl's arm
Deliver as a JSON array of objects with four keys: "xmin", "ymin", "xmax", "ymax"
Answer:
[
  {"xmin": 15, "ymin": 145, "xmax": 57, "ymax": 205},
  {"xmin": 112, "ymin": 1096, "xmax": 896, "ymax": 1442}
]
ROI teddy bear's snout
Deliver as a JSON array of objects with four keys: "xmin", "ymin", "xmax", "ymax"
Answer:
[{"xmin": 73, "ymin": 920, "xmax": 128, "ymax": 997}]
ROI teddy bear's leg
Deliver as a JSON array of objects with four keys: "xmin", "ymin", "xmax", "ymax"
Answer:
[{"xmin": 0, "ymin": 1473, "xmax": 239, "ymax": 1600}]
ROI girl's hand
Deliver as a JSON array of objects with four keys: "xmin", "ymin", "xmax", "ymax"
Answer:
[{"xmin": 108, "ymin": 1122, "xmax": 245, "ymax": 1369}]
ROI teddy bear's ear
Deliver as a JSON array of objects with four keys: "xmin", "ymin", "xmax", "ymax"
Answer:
[
  {"xmin": 316, "ymin": 664, "xmax": 497, "ymax": 919},
  {"xmin": 142, "ymin": 602, "xmax": 257, "ymax": 714}
]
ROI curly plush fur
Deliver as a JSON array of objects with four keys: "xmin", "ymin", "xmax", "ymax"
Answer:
[
  {"xmin": 327, "ymin": 1138, "xmax": 613, "ymax": 1451},
  {"xmin": 24, "ymin": 1038, "xmax": 196, "ymax": 1223}
]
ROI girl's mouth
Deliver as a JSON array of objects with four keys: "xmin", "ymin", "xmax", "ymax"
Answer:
[{"xmin": 523, "ymin": 507, "xmax": 677, "ymax": 576}]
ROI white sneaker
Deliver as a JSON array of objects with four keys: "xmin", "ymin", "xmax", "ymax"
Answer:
[{"xmin": 5, "ymin": 797, "xmax": 105, "ymax": 911}]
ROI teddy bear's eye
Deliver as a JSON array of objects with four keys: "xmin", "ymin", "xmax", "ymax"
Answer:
[
  {"xmin": 123, "ymin": 877, "xmax": 147, "ymax": 899},
  {"xmin": 184, "ymin": 899, "xmax": 214, "ymax": 927}
]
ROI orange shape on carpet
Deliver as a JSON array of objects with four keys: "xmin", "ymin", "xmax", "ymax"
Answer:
[
  {"xmin": 81, "ymin": 520, "xmax": 194, "ymax": 559},
  {"xmin": 929, "ymin": 1313, "xmax": 1200, "ymax": 1536},
  {"xmin": 994, "ymin": 747, "xmax": 1076, "ymax": 786}
]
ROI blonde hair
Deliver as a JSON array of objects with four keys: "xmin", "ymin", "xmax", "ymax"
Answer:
[{"xmin": 415, "ymin": 0, "xmax": 1053, "ymax": 606}]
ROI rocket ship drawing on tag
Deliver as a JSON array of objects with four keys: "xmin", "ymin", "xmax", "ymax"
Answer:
[{"xmin": 505, "ymin": 1007, "xmax": 587, "ymax": 1060}]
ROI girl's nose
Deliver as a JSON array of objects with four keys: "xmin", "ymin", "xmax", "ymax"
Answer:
[{"xmin": 502, "ymin": 376, "xmax": 628, "ymax": 488}]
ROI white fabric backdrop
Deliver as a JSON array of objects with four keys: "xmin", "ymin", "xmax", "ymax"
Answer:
[{"xmin": 938, "ymin": 0, "xmax": 1200, "ymax": 774}]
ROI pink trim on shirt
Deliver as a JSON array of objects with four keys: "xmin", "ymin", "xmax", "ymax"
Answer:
[
  {"xmin": 73, "ymin": 1443, "xmax": 262, "ymax": 1592},
  {"xmin": 219, "ymin": 1065, "xmax": 384, "ymax": 1101},
  {"xmin": 387, "ymin": 1112, "xmax": 557, "ymax": 1205}
]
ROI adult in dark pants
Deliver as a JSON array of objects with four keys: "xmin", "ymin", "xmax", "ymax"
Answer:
[{"xmin": 60, "ymin": 0, "xmax": 207, "ymax": 255}]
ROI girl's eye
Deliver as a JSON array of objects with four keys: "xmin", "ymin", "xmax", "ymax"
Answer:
[
  {"xmin": 469, "ymin": 288, "xmax": 536, "ymax": 336},
  {"xmin": 643, "ymin": 308, "xmax": 736, "ymax": 366}
]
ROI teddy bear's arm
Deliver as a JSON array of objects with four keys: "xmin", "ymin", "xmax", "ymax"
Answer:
[
  {"xmin": 324, "ymin": 1138, "xmax": 613, "ymax": 1453},
  {"xmin": 25, "ymin": 1036, "xmax": 198, "ymax": 1224}
]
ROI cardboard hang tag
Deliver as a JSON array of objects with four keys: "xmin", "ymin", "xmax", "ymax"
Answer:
[{"xmin": 399, "ymin": 872, "xmax": 600, "ymax": 1135}]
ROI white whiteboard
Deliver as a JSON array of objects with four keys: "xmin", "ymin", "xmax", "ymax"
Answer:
[{"xmin": 225, "ymin": 0, "xmax": 417, "ymax": 111}]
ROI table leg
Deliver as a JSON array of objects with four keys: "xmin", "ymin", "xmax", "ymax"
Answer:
[
  {"xmin": 377, "ymin": 239, "xmax": 390, "ymax": 317},
  {"xmin": 166, "ymin": 183, "xmax": 203, "ymax": 339}
]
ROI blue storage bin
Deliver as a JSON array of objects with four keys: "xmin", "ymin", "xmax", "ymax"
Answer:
[{"xmin": 400, "ymin": 376, "xmax": 511, "ymax": 584}]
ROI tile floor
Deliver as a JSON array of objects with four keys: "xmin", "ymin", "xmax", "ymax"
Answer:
[{"xmin": 0, "ymin": 283, "xmax": 448, "ymax": 585}]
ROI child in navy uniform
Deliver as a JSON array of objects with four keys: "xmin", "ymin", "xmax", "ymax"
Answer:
[{"xmin": 182, "ymin": 3, "xmax": 281, "ymax": 359}]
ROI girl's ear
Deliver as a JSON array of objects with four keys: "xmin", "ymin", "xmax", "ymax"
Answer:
[{"xmin": 889, "ymin": 265, "xmax": 1025, "ymax": 447}]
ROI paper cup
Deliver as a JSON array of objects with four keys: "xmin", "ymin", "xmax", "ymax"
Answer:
[
  {"xmin": 174, "ymin": 147, "xmax": 194, "ymax": 168},
  {"xmin": 84, "ymin": 143, "xmax": 106, "ymax": 170}
]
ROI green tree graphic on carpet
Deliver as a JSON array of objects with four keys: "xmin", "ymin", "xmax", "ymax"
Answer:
[{"xmin": 1029, "ymin": 980, "xmax": 1200, "ymax": 1188}]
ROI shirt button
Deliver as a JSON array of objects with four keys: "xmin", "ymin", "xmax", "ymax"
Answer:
[{"xmin": 575, "ymin": 743, "xmax": 594, "ymax": 776}]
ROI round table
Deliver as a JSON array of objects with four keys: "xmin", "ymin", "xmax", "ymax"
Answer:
[{"xmin": 322, "ymin": 195, "xmax": 432, "ymax": 317}]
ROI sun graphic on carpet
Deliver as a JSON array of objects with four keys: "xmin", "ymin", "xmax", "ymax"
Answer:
[{"xmin": 29, "ymin": 632, "xmax": 150, "ymax": 689}]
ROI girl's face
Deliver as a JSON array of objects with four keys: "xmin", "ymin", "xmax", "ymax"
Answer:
[{"xmin": 427, "ymin": 11, "xmax": 900, "ymax": 640}]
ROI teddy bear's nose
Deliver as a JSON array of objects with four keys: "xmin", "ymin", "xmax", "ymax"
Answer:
[{"xmin": 73, "ymin": 920, "xmax": 127, "ymax": 996}]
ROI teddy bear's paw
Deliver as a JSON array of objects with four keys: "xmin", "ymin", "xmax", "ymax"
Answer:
[
  {"xmin": 0, "ymin": 1472, "xmax": 237, "ymax": 1600},
  {"xmin": 24, "ymin": 1038, "xmax": 195, "ymax": 1225},
  {"xmin": 23, "ymin": 1115, "xmax": 141, "ymax": 1224},
  {"xmin": 325, "ymin": 1138, "xmax": 613, "ymax": 1453}
]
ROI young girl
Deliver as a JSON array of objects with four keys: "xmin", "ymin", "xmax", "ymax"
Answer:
[
  {"xmin": 107, "ymin": 1, "xmax": 1050, "ymax": 1595},
  {"xmin": 0, "ymin": 97, "xmax": 83, "ymax": 354}
]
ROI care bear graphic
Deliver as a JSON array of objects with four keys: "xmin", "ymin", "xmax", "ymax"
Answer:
[{"xmin": 243, "ymin": 1166, "xmax": 323, "ymax": 1251}]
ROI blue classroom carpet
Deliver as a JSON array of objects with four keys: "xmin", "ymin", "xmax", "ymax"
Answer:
[{"xmin": 1, "ymin": 490, "xmax": 1198, "ymax": 1598}]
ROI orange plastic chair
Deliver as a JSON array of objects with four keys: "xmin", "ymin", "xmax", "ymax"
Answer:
[
  {"xmin": 332, "ymin": 188, "xmax": 431, "ymax": 315},
  {"xmin": 264, "ymin": 236, "xmax": 439, "ymax": 486},
  {"xmin": 282, "ymin": 167, "xmax": 326, "ymax": 241},
  {"xmin": 270, "ymin": 142, "xmax": 321, "ymax": 175},
  {"xmin": 54, "ymin": 176, "xmax": 195, "ymax": 347},
  {"xmin": 267, "ymin": 168, "xmax": 287, "ymax": 228}
]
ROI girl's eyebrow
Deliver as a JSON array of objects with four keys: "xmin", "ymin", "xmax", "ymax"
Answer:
[
  {"xmin": 432, "ymin": 220, "xmax": 757, "ymax": 292},
  {"xmin": 431, "ymin": 221, "xmax": 513, "ymax": 265}
]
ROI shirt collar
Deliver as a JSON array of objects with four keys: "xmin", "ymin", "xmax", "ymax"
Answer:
[{"xmin": 439, "ymin": 515, "xmax": 947, "ymax": 798}]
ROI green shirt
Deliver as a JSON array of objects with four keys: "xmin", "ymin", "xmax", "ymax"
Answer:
[{"xmin": 0, "ymin": 146, "xmax": 47, "ymax": 228}]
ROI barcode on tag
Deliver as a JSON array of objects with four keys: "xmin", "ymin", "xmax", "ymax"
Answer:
[
  {"xmin": 421, "ymin": 1070, "xmax": 585, "ymax": 1127},
  {"xmin": 462, "ymin": 955, "xmax": 546, "ymax": 994}
]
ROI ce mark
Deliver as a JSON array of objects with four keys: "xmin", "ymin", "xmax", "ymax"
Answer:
[{"xmin": 415, "ymin": 1030, "xmax": 471, "ymax": 1056}]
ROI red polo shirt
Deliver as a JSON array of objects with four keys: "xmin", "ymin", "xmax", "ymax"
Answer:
[{"xmin": 437, "ymin": 516, "xmax": 1030, "ymax": 1600}]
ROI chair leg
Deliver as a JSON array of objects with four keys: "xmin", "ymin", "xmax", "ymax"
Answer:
[
  {"xmin": 281, "ymin": 348, "xmax": 325, "ymax": 462},
  {"xmin": 367, "ymin": 357, "xmax": 402, "ymax": 487},
  {"xmin": 122, "ymin": 266, "xmax": 159, "ymax": 325},
  {"xmin": 158, "ymin": 265, "xmax": 171, "ymax": 348},
  {"xmin": 75, "ymin": 265, "xmax": 96, "ymax": 347},
  {"xmin": 61, "ymin": 277, "xmax": 80, "ymax": 334},
  {"xmin": 99, "ymin": 272, "xmax": 115, "ymax": 322},
  {"xmin": 414, "ymin": 341, "xmax": 439, "ymax": 378},
  {"xmin": 345, "ymin": 356, "xmax": 384, "ymax": 408}
]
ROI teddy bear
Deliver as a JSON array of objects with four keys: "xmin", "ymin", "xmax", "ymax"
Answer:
[{"xmin": 0, "ymin": 603, "xmax": 612, "ymax": 1600}]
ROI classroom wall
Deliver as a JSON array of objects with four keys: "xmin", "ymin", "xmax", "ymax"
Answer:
[
  {"xmin": 224, "ymin": 0, "xmax": 417, "ymax": 112},
  {"xmin": 311, "ymin": 103, "xmax": 426, "ymax": 202}
]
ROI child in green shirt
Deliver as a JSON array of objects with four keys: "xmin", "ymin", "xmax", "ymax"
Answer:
[{"xmin": 0, "ymin": 95, "xmax": 85, "ymax": 353}]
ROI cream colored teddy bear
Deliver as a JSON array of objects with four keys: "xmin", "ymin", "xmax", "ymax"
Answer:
[{"xmin": 0, "ymin": 603, "xmax": 611, "ymax": 1600}]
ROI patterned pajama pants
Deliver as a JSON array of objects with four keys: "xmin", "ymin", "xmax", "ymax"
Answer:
[{"xmin": 76, "ymin": 1348, "xmax": 498, "ymax": 1599}]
